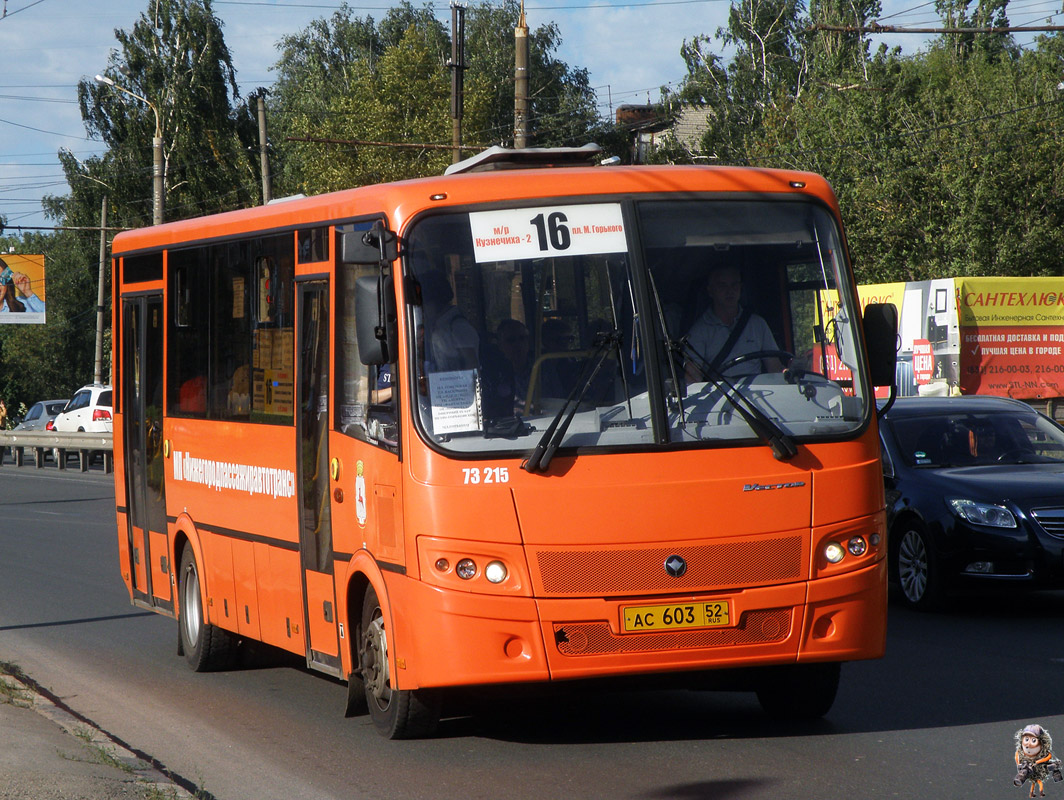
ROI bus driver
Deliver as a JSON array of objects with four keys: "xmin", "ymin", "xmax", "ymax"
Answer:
[{"xmin": 684, "ymin": 264, "xmax": 782, "ymax": 382}]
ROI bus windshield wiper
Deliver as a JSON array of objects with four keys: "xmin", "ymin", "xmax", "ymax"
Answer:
[
  {"xmin": 673, "ymin": 339, "xmax": 798, "ymax": 461},
  {"xmin": 522, "ymin": 330, "xmax": 621, "ymax": 473}
]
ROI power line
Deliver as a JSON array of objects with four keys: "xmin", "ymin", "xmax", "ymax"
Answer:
[
  {"xmin": 0, "ymin": 0, "xmax": 47, "ymax": 20},
  {"xmin": 813, "ymin": 22, "xmax": 1064, "ymax": 33},
  {"xmin": 0, "ymin": 116, "xmax": 94, "ymax": 141}
]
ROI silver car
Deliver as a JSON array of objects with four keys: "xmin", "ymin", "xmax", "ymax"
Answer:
[{"xmin": 12, "ymin": 399, "xmax": 69, "ymax": 431}]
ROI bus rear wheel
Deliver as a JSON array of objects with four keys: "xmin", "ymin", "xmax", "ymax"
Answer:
[
  {"xmin": 359, "ymin": 585, "xmax": 440, "ymax": 739},
  {"xmin": 755, "ymin": 662, "xmax": 840, "ymax": 719},
  {"xmin": 178, "ymin": 546, "xmax": 236, "ymax": 672}
]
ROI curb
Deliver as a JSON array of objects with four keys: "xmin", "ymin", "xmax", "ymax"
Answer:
[{"xmin": 0, "ymin": 672, "xmax": 196, "ymax": 799}]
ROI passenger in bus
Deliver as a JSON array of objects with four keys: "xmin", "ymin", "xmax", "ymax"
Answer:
[
  {"xmin": 367, "ymin": 363, "xmax": 398, "ymax": 446},
  {"xmin": 370, "ymin": 363, "xmax": 393, "ymax": 404},
  {"xmin": 538, "ymin": 318, "xmax": 580, "ymax": 399},
  {"xmin": 496, "ymin": 318, "xmax": 531, "ymax": 411},
  {"xmin": 179, "ymin": 374, "xmax": 206, "ymax": 414},
  {"xmin": 684, "ymin": 264, "xmax": 782, "ymax": 381},
  {"xmin": 227, "ymin": 364, "xmax": 250, "ymax": 416},
  {"xmin": 418, "ymin": 270, "xmax": 479, "ymax": 373}
]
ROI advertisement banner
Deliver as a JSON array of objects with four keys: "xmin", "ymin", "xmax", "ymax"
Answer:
[
  {"xmin": 0, "ymin": 253, "xmax": 47, "ymax": 324},
  {"xmin": 956, "ymin": 277, "xmax": 1064, "ymax": 399}
]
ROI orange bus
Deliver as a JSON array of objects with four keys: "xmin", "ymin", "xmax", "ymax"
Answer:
[{"xmin": 111, "ymin": 147, "xmax": 898, "ymax": 738}]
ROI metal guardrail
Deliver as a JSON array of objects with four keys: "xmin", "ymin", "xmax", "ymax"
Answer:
[{"xmin": 0, "ymin": 430, "xmax": 114, "ymax": 473}]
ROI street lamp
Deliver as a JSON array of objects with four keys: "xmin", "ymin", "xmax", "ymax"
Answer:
[{"xmin": 95, "ymin": 74, "xmax": 164, "ymax": 225}]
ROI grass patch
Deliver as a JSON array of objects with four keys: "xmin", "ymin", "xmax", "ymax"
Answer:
[
  {"xmin": 0, "ymin": 661, "xmax": 33, "ymax": 707},
  {"xmin": 140, "ymin": 783, "xmax": 182, "ymax": 800},
  {"xmin": 69, "ymin": 725, "xmax": 134, "ymax": 774}
]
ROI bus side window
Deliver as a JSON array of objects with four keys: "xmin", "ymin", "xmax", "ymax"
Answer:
[{"xmin": 334, "ymin": 233, "xmax": 398, "ymax": 453}]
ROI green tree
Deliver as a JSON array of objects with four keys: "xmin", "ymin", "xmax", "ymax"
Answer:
[
  {"xmin": 0, "ymin": 0, "xmax": 258, "ymax": 413},
  {"xmin": 756, "ymin": 38, "xmax": 1064, "ymax": 280},
  {"xmin": 660, "ymin": 0, "xmax": 1064, "ymax": 280},
  {"xmin": 270, "ymin": 1, "xmax": 601, "ymax": 193},
  {"xmin": 0, "ymin": 229, "xmax": 107, "ymax": 417},
  {"xmin": 663, "ymin": 0, "xmax": 809, "ymax": 164},
  {"xmin": 62, "ymin": 0, "xmax": 258, "ymax": 227}
]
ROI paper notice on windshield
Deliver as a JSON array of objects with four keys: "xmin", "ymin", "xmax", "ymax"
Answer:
[
  {"xmin": 429, "ymin": 369, "xmax": 481, "ymax": 434},
  {"xmin": 469, "ymin": 204, "xmax": 626, "ymax": 263}
]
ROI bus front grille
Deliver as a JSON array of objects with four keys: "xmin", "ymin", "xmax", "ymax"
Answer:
[
  {"xmin": 552, "ymin": 608, "xmax": 792, "ymax": 656},
  {"xmin": 533, "ymin": 535, "xmax": 805, "ymax": 596}
]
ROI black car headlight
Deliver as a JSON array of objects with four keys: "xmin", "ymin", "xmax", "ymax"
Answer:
[{"xmin": 948, "ymin": 498, "xmax": 1017, "ymax": 528}]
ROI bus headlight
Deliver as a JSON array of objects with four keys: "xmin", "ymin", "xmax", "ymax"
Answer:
[
  {"xmin": 484, "ymin": 560, "xmax": 508, "ymax": 584},
  {"xmin": 847, "ymin": 536, "xmax": 867, "ymax": 557},
  {"xmin": 824, "ymin": 541, "xmax": 845, "ymax": 564}
]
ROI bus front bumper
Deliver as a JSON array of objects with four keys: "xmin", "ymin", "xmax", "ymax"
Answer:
[{"xmin": 384, "ymin": 559, "xmax": 886, "ymax": 691}]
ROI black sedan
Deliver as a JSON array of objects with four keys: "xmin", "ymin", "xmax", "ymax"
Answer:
[{"xmin": 879, "ymin": 396, "xmax": 1064, "ymax": 610}]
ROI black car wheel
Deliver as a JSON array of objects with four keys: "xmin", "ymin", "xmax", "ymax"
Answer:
[{"xmin": 894, "ymin": 522, "xmax": 942, "ymax": 610}]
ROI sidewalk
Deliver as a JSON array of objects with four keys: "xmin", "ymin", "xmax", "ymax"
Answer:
[{"xmin": 0, "ymin": 672, "xmax": 192, "ymax": 800}]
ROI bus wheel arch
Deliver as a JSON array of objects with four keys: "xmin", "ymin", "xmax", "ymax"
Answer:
[
  {"xmin": 357, "ymin": 582, "xmax": 441, "ymax": 739},
  {"xmin": 344, "ymin": 571, "xmax": 370, "ymax": 717},
  {"xmin": 173, "ymin": 520, "xmax": 236, "ymax": 671}
]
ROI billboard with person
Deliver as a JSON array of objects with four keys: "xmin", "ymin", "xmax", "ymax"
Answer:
[{"xmin": 0, "ymin": 254, "xmax": 46, "ymax": 324}]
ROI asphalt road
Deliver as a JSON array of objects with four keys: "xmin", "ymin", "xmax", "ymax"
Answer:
[{"xmin": 2, "ymin": 462, "xmax": 1062, "ymax": 799}]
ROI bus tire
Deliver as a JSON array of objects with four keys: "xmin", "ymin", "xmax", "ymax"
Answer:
[
  {"xmin": 756, "ymin": 662, "xmax": 840, "ymax": 719},
  {"xmin": 359, "ymin": 585, "xmax": 440, "ymax": 739},
  {"xmin": 178, "ymin": 546, "xmax": 237, "ymax": 672}
]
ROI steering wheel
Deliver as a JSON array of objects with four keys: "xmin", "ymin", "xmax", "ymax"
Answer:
[{"xmin": 716, "ymin": 349, "xmax": 795, "ymax": 375}]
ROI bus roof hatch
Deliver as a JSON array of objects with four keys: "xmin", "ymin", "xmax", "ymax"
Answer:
[{"xmin": 444, "ymin": 143, "xmax": 603, "ymax": 175}]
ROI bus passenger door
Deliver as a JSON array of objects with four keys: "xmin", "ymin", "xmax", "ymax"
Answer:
[
  {"xmin": 121, "ymin": 294, "xmax": 171, "ymax": 611},
  {"xmin": 296, "ymin": 281, "xmax": 342, "ymax": 676}
]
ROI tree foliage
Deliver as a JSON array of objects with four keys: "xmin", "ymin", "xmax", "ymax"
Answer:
[
  {"xmin": 0, "ymin": 0, "xmax": 258, "ymax": 414},
  {"xmin": 663, "ymin": 0, "xmax": 1064, "ymax": 279},
  {"xmin": 12, "ymin": 0, "xmax": 1064, "ymax": 412},
  {"xmin": 269, "ymin": 0, "xmax": 601, "ymax": 194},
  {"xmin": 70, "ymin": 0, "xmax": 260, "ymax": 224}
]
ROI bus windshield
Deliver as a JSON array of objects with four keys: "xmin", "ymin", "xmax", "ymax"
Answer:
[{"xmin": 405, "ymin": 197, "xmax": 870, "ymax": 455}]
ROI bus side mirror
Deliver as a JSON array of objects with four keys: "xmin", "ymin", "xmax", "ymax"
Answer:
[
  {"xmin": 355, "ymin": 274, "xmax": 398, "ymax": 365},
  {"xmin": 341, "ymin": 220, "xmax": 398, "ymax": 265},
  {"xmin": 863, "ymin": 302, "xmax": 899, "ymax": 387}
]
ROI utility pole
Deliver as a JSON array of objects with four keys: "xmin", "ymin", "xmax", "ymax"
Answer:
[
  {"xmin": 514, "ymin": 1, "xmax": 530, "ymax": 149},
  {"xmin": 257, "ymin": 94, "xmax": 272, "ymax": 204},
  {"xmin": 94, "ymin": 196, "xmax": 108, "ymax": 386},
  {"xmin": 449, "ymin": 3, "xmax": 466, "ymax": 164}
]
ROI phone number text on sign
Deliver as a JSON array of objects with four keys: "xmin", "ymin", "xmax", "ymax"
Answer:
[{"xmin": 468, "ymin": 204, "xmax": 627, "ymax": 263}]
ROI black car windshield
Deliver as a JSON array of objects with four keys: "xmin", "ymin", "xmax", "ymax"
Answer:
[
  {"xmin": 888, "ymin": 409, "xmax": 1064, "ymax": 467},
  {"xmin": 404, "ymin": 197, "xmax": 871, "ymax": 455}
]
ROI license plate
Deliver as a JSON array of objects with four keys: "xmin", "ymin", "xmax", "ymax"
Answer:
[{"xmin": 621, "ymin": 600, "xmax": 731, "ymax": 633}]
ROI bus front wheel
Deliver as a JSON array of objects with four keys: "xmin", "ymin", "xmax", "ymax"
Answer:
[
  {"xmin": 755, "ymin": 662, "xmax": 840, "ymax": 719},
  {"xmin": 359, "ymin": 585, "xmax": 440, "ymax": 739},
  {"xmin": 178, "ymin": 546, "xmax": 236, "ymax": 672}
]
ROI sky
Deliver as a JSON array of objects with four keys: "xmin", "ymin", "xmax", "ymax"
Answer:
[{"xmin": 0, "ymin": 0, "xmax": 1025, "ymax": 231}]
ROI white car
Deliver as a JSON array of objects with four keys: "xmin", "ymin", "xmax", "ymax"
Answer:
[{"xmin": 53, "ymin": 384, "xmax": 113, "ymax": 433}]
